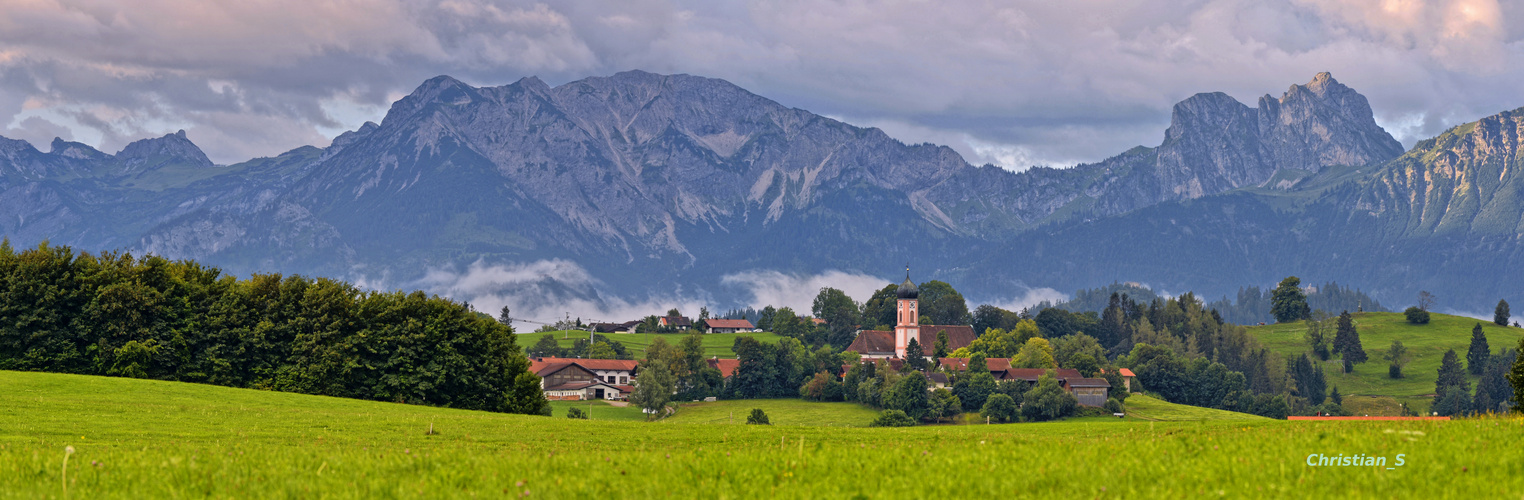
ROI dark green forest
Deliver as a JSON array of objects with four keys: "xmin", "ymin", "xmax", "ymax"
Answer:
[{"xmin": 0, "ymin": 241, "xmax": 547, "ymax": 415}]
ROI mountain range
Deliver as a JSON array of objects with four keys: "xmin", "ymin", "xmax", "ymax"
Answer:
[{"xmin": 1, "ymin": 71, "xmax": 1518, "ymax": 317}]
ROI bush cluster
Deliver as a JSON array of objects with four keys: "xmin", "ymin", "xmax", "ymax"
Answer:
[{"xmin": 0, "ymin": 242, "xmax": 546, "ymax": 415}]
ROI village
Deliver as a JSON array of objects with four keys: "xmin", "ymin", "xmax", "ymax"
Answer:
[{"xmin": 526, "ymin": 273, "xmax": 1134, "ymax": 421}]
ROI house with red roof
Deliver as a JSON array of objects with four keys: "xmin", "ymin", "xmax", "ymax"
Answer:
[
  {"xmin": 700, "ymin": 318, "xmax": 755, "ymax": 334},
  {"xmin": 530, "ymin": 357, "xmax": 640, "ymax": 401}
]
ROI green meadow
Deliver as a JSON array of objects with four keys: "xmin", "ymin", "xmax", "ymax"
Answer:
[
  {"xmin": 515, "ymin": 330, "xmax": 787, "ymax": 359},
  {"xmin": 1247, "ymin": 312, "xmax": 1524, "ymax": 414},
  {"xmin": 3, "ymin": 370, "xmax": 1520, "ymax": 498}
]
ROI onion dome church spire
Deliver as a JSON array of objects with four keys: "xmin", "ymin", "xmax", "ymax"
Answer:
[{"xmin": 897, "ymin": 264, "xmax": 919, "ymax": 299}]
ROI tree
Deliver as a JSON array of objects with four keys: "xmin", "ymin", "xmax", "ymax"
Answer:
[
  {"xmin": 1052, "ymin": 333, "xmax": 1107, "ymax": 371},
  {"xmin": 746, "ymin": 408, "xmax": 770, "ymax": 425},
  {"xmin": 1329, "ymin": 386, "xmax": 1342, "ymax": 406},
  {"xmin": 953, "ymin": 354, "xmax": 997, "ymax": 411},
  {"xmin": 917, "ymin": 280, "xmax": 972, "ymax": 325},
  {"xmin": 497, "ymin": 306, "xmax": 512, "ymax": 326},
  {"xmin": 506, "ymin": 372, "xmax": 551, "ymax": 416},
  {"xmin": 1014, "ymin": 337, "xmax": 1056, "ymax": 369},
  {"xmin": 884, "ymin": 371, "xmax": 931, "ymax": 421},
  {"xmin": 757, "ymin": 306, "xmax": 777, "ymax": 331},
  {"xmin": 630, "ymin": 361, "xmax": 675, "ymax": 419},
  {"xmin": 527, "ymin": 334, "xmax": 564, "ymax": 358},
  {"xmin": 770, "ymin": 307, "xmax": 804, "ymax": 339},
  {"xmin": 1290, "ymin": 354, "xmax": 1326, "ymax": 405},
  {"xmin": 904, "ymin": 337, "xmax": 929, "ymax": 372},
  {"xmin": 1303, "ymin": 311, "xmax": 1333, "ymax": 360},
  {"xmin": 1496, "ymin": 299, "xmax": 1511, "ymax": 326},
  {"xmin": 1417, "ymin": 291, "xmax": 1435, "ymax": 311},
  {"xmin": 566, "ymin": 407, "xmax": 588, "ymax": 419},
  {"xmin": 587, "ymin": 341, "xmax": 617, "ymax": 359},
  {"xmin": 933, "ymin": 330, "xmax": 950, "ymax": 360},
  {"xmin": 1384, "ymin": 340, "xmax": 1410, "ymax": 379},
  {"xmin": 812, "ymin": 287, "xmax": 861, "ymax": 349},
  {"xmin": 1270, "ymin": 276, "xmax": 1310, "ymax": 323},
  {"xmin": 799, "ymin": 371, "xmax": 843, "ymax": 402},
  {"xmin": 1021, "ymin": 373, "xmax": 1078, "ymax": 421},
  {"xmin": 1432, "ymin": 349, "xmax": 1469, "ymax": 415},
  {"xmin": 1101, "ymin": 367, "xmax": 1129, "ymax": 402},
  {"xmin": 699, "ymin": 307, "xmax": 710, "ymax": 321},
  {"xmin": 927, "ymin": 388, "xmax": 962, "ymax": 423},
  {"xmin": 1466, "ymin": 323, "xmax": 1490, "ymax": 375},
  {"xmin": 1508, "ymin": 339, "xmax": 1524, "ymax": 413},
  {"xmin": 980, "ymin": 393, "xmax": 1019, "ymax": 423},
  {"xmin": 1068, "ymin": 354, "xmax": 1100, "ymax": 378},
  {"xmin": 1331, "ymin": 311, "xmax": 1366, "ymax": 364},
  {"xmin": 1103, "ymin": 397, "xmax": 1124, "ymax": 414},
  {"xmin": 1403, "ymin": 306, "xmax": 1430, "ymax": 324},
  {"xmin": 869, "ymin": 410, "xmax": 916, "ymax": 427}
]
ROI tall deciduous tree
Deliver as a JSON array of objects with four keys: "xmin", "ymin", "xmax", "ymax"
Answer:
[
  {"xmin": 1467, "ymin": 323, "xmax": 1490, "ymax": 375},
  {"xmin": 1384, "ymin": 340, "xmax": 1409, "ymax": 379},
  {"xmin": 812, "ymin": 287, "xmax": 861, "ymax": 349},
  {"xmin": 1014, "ymin": 337, "xmax": 1056, "ymax": 369},
  {"xmin": 1270, "ymin": 276, "xmax": 1310, "ymax": 323},
  {"xmin": 1021, "ymin": 373, "xmax": 1077, "ymax": 421},
  {"xmin": 954, "ymin": 354, "xmax": 996, "ymax": 411}
]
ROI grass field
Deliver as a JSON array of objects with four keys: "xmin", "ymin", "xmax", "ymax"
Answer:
[
  {"xmin": 515, "ymin": 330, "xmax": 787, "ymax": 359},
  {"xmin": 665, "ymin": 399, "xmax": 883, "ymax": 427},
  {"xmin": 1247, "ymin": 312, "xmax": 1524, "ymax": 414},
  {"xmin": 1123, "ymin": 394, "xmax": 1268, "ymax": 422},
  {"xmin": 548, "ymin": 400, "xmax": 650, "ymax": 422},
  {"xmin": 3, "ymin": 370, "xmax": 1521, "ymax": 498}
]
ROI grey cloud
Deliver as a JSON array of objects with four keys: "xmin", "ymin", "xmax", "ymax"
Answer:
[{"xmin": 0, "ymin": 0, "xmax": 1519, "ymax": 165}]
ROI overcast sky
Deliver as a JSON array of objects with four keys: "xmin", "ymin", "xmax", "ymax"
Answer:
[{"xmin": 2, "ymin": 0, "xmax": 1520, "ymax": 168}]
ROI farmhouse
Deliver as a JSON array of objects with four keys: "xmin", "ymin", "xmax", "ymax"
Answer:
[
  {"xmin": 845, "ymin": 271, "xmax": 977, "ymax": 358},
  {"xmin": 939, "ymin": 358, "xmax": 1112, "ymax": 406},
  {"xmin": 1101, "ymin": 368, "xmax": 1137, "ymax": 392},
  {"xmin": 592, "ymin": 321, "xmax": 640, "ymax": 334},
  {"xmin": 530, "ymin": 358, "xmax": 640, "ymax": 401},
  {"xmin": 658, "ymin": 316, "xmax": 692, "ymax": 331},
  {"xmin": 701, "ymin": 318, "xmax": 755, "ymax": 334}
]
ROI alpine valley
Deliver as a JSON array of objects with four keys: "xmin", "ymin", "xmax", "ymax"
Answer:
[{"xmin": 2, "ymin": 71, "xmax": 1520, "ymax": 314}]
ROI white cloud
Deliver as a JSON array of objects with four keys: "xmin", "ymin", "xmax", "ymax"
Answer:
[
  {"xmin": 979, "ymin": 287, "xmax": 1070, "ymax": 313},
  {"xmin": 720, "ymin": 269, "xmax": 889, "ymax": 313}
]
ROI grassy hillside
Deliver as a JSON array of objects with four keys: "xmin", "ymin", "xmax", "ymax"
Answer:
[
  {"xmin": 515, "ymin": 330, "xmax": 787, "ymax": 359},
  {"xmin": 549, "ymin": 400, "xmax": 650, "ymax": 422},
  {"xmin": 2, "ymin": 370, "xmax": 1520, "ymax": 497},
  {"xmin": 665, "ymin": 399, "xmax": 883, "ymax": 427},
  {"xmin": 1248, "ymin": 312, "xmax": 1524, "ymax": 414},
  {"xmin": 1123, "ymin": 394, "xmax": 1268, "ymax": 422}
]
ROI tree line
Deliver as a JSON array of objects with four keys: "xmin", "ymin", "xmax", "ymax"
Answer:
[{"xmin": 0, "ymin": 241, "xmax": 549, "ymax": 415}]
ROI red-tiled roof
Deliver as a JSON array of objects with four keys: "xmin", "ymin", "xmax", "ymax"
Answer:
[
  {"xmin": 938, "ymin": 357, "xmax": 1013, "ymax": 372},
  {"xmin": 530, "ymin": 357, "xmax": 638, "ymax": 373},
  {"xmin": 707, "ymin": 358, "xmax": 740, "ymax": 378},
  {"xmin": 846, "ymin": 330, "xmax": 896, "ymax": 355},
  {"xmin": 703, "ymin": 319, "xmax": 754, "ymax": 329},
  {"xmin": 919, "ymin": 325, "xmax": 977, "ymax": 353}
]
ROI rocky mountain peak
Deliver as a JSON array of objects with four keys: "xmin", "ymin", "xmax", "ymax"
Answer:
[
  {"xmin": 116, "ymin": 130, "xmax": 214, "ymax": 169},
  {"xmin": 49, "ymin": 137, "xmax": 107, "ymax": 160}
]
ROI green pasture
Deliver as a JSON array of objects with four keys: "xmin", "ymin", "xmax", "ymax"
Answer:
[
  {"xmin": 1247, "ymin": 312, "xmax": 1523, "ymax": 414},
  {"xmin": 1122, "ymin": 394, "xmax": 1267, "ymax": 422},
  {"xmin": 515, "ymin": 330, "xmax": 787, "ymax": 359},
  {"xmin": 665, "ymin": 399, "xmax": 883, "ymax": 427},
  {"xmin": 2, "ymin": 370, "xmax": 1521, "ymax": 498},
  {"xmin": 548, "ymin": 400, "xmax": 650, "ymax": 422}
]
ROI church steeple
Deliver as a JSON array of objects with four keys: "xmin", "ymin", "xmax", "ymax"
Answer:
[{"xmin": 894, "ymin": 265, "xmax": 920, "ymax": 358}]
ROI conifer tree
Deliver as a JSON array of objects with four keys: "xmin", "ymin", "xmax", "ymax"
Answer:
[
  {"xmin": 1332, "ymin": 311, "xmax": 1367, "ymax": 364},
  {"xmin": 1509, "ymin": 339, "xmax": 1524, "ymax": 413},
  {"xmin": 1466, "ymin": 323, "xmax": 1490, "ymax": 375},
  {"xmin": 1329, "ymin": 386, "xmax": 1342, "ymax": 406},
  {"xmin": 1496, "ymin": 299, "xmax": 1510, "ymax": 326},
  {"xmin": 1433, "ymin": 349, "xmax": 1469, "ymax": 415},
  {"xmin": 904, "ymin": 337, "xmax": 929, "ymax": 373}
]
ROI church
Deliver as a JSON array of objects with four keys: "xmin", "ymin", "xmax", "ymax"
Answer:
[{"xmin": 846, "ymin": 270, "xmax": 977, "ymax": 359}]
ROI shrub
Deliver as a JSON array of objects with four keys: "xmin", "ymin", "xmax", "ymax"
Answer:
[
  {"xmin": 1103, "ymin": 397, "xmax": 1124, "ymax": 414},
  {"xmin": 566, "ymin": 407, "xmax": 588, "ymax": 419},
  {"xmin": 1021, "ymin": 373, "xmax": 1078, "ymax": 422},
  {"xmin": 869, "ymin": 410, "xmax": 916, "ymax": 427},
  {"xmin": 746, "ymin": 408, "xmax": 770, "ymax": 425},
  {"xmin": 980, "ymin": 393, "xmax": 1019, "ymax": 423},
  {"xmin": 1388, "ymin": 365, "xmax": 1402, "ymax": 379},
  {"xmin": 1404, "ymin": 306, "xmax": 1430, "ymax": 324}
]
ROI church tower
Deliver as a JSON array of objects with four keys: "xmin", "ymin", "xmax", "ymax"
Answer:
[{"xmin": 894, "ymin": 267, "xmax": 920, "ymax": 358}]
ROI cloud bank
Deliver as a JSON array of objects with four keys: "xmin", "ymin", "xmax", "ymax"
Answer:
[{"xmin": 2, "ymin": 1, "xmax": 1520, "ymax": 167}]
